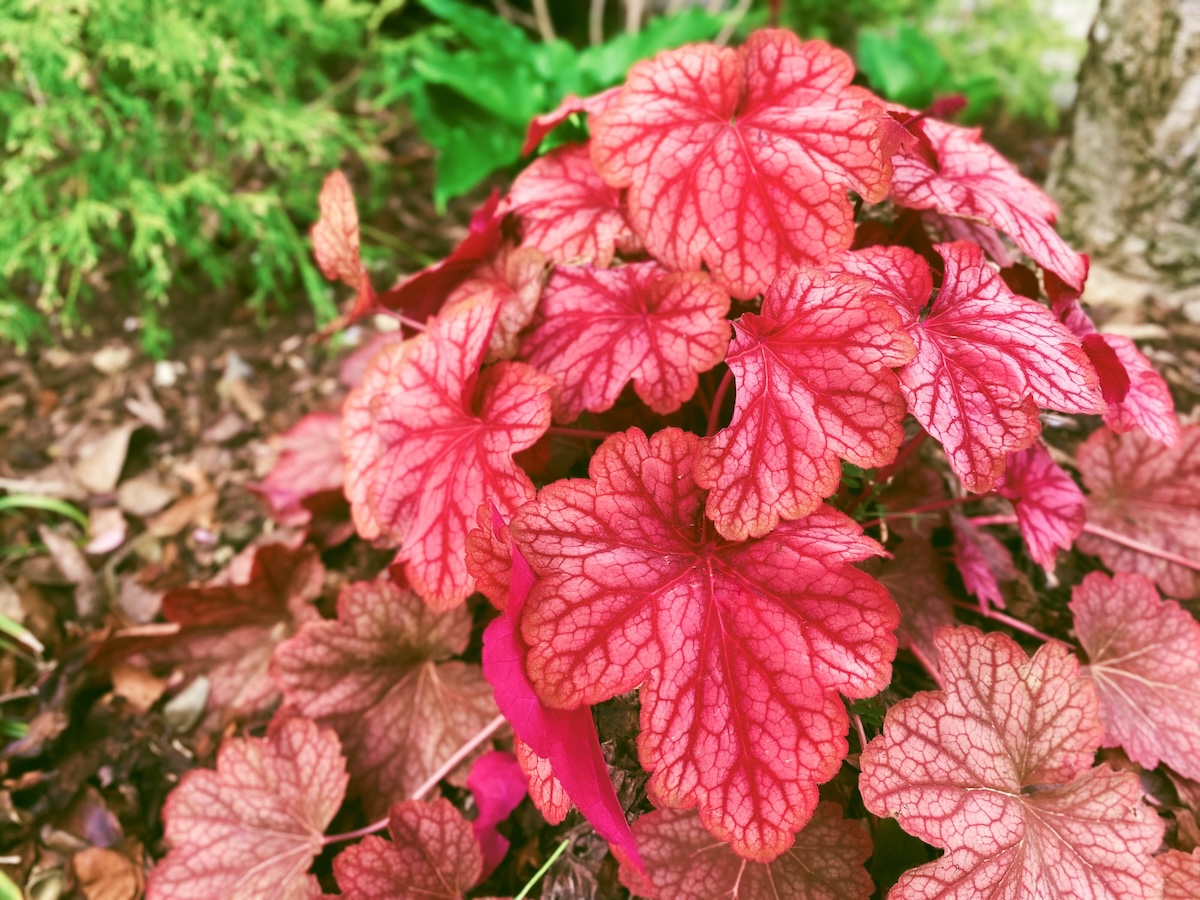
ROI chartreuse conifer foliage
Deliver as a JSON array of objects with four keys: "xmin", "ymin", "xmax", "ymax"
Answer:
[{"xmin": 146, "ymin": 26, "xmax": 1197, "ymax": 900}]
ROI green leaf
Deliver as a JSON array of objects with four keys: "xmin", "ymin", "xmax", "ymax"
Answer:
[
  {"xmin": 856, "ymin": 25, "xmax": 949, "ymax": 109},
  {"xmin": 576, "ymin": 7, "xmax": 728, "ymax": 89}
]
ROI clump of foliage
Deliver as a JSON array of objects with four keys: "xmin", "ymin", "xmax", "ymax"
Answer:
[{"xmin": 101, "ymin": 25, "xmax": 1200, "ymax": 900}]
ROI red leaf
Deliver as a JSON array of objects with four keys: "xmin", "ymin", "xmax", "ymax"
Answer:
[
  {"xmin": 443, "ymin": 243, "xmax": 548, "ymax": 361},
  {"xmin": 1162, "ymin": 849, "xmax": 1200, "ymax": 900},
  {"xmin": 513, "ymin": 427, "xmax": 897, "ymax": 860},
  {"xmin": 924, "ymin": 211, "xmax": 1016, "ymax": 268},
  {"xmin": 1071, "ymin": 572, "xmax": 1200, "ymax": 781},
  {"xmin": 860, "ymin": 627, "xmax": 1165, "ymax": 900},
  {"xmin": 951, "ymin": 514, "xmax": 1015, "ymax": 611},
  {"xmin": 271, "ymin": 576, "xmax": 499, "ymax": 818},
  {"xmin": 1081, "ymin": 334, "xmax": 1131, "ymax": 405},
  {"xmin": 332, "ymin": 798, "xmax": 482, "ymax": 900},
  {"xmin": 996, "ymin": 442, "xmax": 1086, "ymax": 571},
  {"xmin": 592, "ymin": 30, "xmax": 889, "ymax": 299},
  {"xmin": 251, "ymin": 413, "xmax": 345, "ymax": 528},
  {"xmin": 521, "ymin": 87, "xmax": 621, "ymax": 156},
  {"xmin": 343, "ymin": 296, "xmax": 553, "ymax": 608},
  {"xmin": 365, "ymin": 191, "xmax": 505, "ymax": 323},
  {"xmin": 875, "ymin": 537, "xmax": 957, "ymax": 681},
  {"xmin": 473, "ymin": 509, "xmax": 643, "ymax": 867},
  {"xmin": 513, "ymin": 736, "xmax": 569, "ymax": 825},
  {"xmin": 1097, "ymin": 334, "xmax": 1180, "ymax": 446},
  {"xmin": 1078, "ymin": 424, "xmax": 1200, "ymax": 599},
  {"xmin": 881, "ymin": 241, "xmax": 1102, "ymax": 492},
  {"xmin": 466, "ymin": 751, "xmax": 527, "ymax": 878},
  {"xmin": 520, "ymin": 262, "xmax": 730, "ymax": 423},
  {"xmin": 510, "ymin": 144, "xmax": 640, "ymax": 267},
  {"xmin": 149, "ymin": 717, "xmax": 348, "ymax": 900},
  {"xmin": 695, "ymin": 267, "xmax": 913, "ymax": 540},
  {"xmin": 615, "ymin": 804, "xmax": 873, "ymax": 900},
  {"xmin": 889, "ymin": 118, "xmax": 1088, "ymax": 290},
  {"xmin": 312, "ymin": 171, "xmax": 376, "ymax": 314}
]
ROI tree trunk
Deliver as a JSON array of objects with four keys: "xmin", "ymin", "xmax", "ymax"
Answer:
[{"xmin": 1049, "ymin": 0, "xmax": 1200, "ymax": 307}]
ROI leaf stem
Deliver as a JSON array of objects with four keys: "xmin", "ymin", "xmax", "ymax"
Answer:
[
  {"xmin": 547, "ymin": 426, "xmax": 613, "ymax": 442},
  {"xmin": 1080, "ymin": 523, "xmax": 1200, "ymax": 574},
  {"xmin": 322, "ymin": 713, "xmax": 507, "ymax": 846},
  {"xmin": 706, "ymin": 368, "xmax": 734, "ymax": 437},
  {"xmin": 862, "ymin": 494, "xmax": 994, "ymax": 529},
  {"xmin": 514, "ymin": 837, "xmax": 571, "ymax": 900},
  {"xmin": 0, "ymin": 495, "xmax": 90, "ymax": 530},
  {"xmin": 965, "ymin": 514, "xmax": 1018, "ymax": 527},
  {"xmin": 950, "ymin": 600, "xmax": 1063, "ymax": 645}
]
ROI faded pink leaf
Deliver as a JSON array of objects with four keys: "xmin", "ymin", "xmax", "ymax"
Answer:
[
  {"xmin": 996, "ymin": 442, "xmax": 1086, "ymax": 571},
  {"xmin": 951, "ymin": 514, "xmax": 1016, "ymax": 611},
  {"xmin": 1161, "ymin": 849, "xmax": 1200, "ymax": 900},
  {"xmin": 443, "ymin": 244, "xmax": 548, "ymax": 361},
  {"xmin": 875, "ymin": 536, "xmax": 957, "ymax": 680}
]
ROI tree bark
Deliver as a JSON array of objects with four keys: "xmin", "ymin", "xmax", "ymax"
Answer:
[{"xmin": 1049, "ymin": 0, "xmax": 1200, "ymax": 304}]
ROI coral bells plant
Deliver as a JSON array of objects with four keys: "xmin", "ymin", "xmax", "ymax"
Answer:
[{"xmin": 138, "ymin": 27, "xmax": 1200, "ymax": 900}]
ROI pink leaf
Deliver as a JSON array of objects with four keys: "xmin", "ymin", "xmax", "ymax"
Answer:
[
  {"xmin": 1078, "ymin": 424, "xmax": 1200, "ymax": 599},
  {"xmin": 521, "ymin": 87, "xmax": 621, "ymax": 156},
  {"xmin": 860, "ymin": 627, "xmax": 1165, "ymax": 900},
  {"xmin": 996, "ymin": 442, "xmax": 1086, "ymax": 571},
  {"xmin": 148, "ymin": 717, "xmax": 348, "ymax": 900},
  {"xmin": 1071, "ymin": 572, "xmax": 1200, "ymax": 781},
  {"xmin": 342, "ymin": 295, "xmax": 553, "ymax": 608},
  {"xmin": 695, "ymin": 266, "xmax": 913, "ymax": 540},
  {"xmin": 513, "ymin": 427, "xmax": 897, "ymax": 861},
  {"xmin": 509, "ymin": 144, "xmax": 640, "ymax": 267},
  {"xmin": 592, "ymin": 30, "xmax": 890, "ymax": 299},
  {"xmin": 951, "ymin": 513, "xmax": 1015, "ymax": 610},
  {"xmin": 251, "ymin": 413, "xmax": 345, "ymax": 528},
  {"xmin": 472, "ymin": 510, "xmax": 643, "ymax": 868},
  {"xmin": 889, "ymin": 118, "xmax": 1088, "ymax": 290},
  {"xmin": 312, "ymin": 171, "xmax": 375, "ymax": 314},
  {"xmin": 885, "ymin": 241, "xmax": 1102, "ymax": 492},
  {"xmin": 466, "ymin": 751, "xmax": 527, "ymax": 878},
  {"xmin": 332, "ymin": 798, "xmax": 482, "ymax": 900},
  {"xmin": 1098, "ymin": 334, "xmax": 1180, "ymax": 446},
  {"xmin": 443, "ymin": 243, "xmax": 548, "ymax": 361},
  {"xmin": 1161, "ymin": 849, "xmax": 1200, "ymax": 900},
  {"xmin": 875, "ymin": 536, "xmax": 957, "ymax": 680},
  {"xmin": 271, "ymin": 576, "xmax": 499, "ymax": 818},
  {"xmin": 615, "ymin": 804, "xmax": 873, "ymax": 900},
  {"xmin": 512, "ymin": 735, "xmax": 569, "ymax": 825},
  {"xmin": 520, "ymin": 262, "xmax": 730, "ymax": 423}
]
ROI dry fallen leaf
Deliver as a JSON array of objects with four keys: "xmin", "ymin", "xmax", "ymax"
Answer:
[
  {"xmin": 38, "ymin": 525, "xmax": 99, "ymax": 618},
  {"xmin": 74, "ymin": 425, "xmax": 136, "ymax": 495},
  {"xmin": 116, "ymin": 475, "xmax": 177, "ymax": 518},
  {"xmin": 111, "ymin": 663, "xmax": 167, "ymax": 714},
  {"xmin": 73, "ymin": 845, "xmax": 143, "ymax": 900}
]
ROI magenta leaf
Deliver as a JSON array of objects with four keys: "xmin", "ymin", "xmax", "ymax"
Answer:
[
  {"xmin": 951, "ymin": 513, "xmax": 1016, "ymax": 611},
  {"xmin": 149, "ymin": 717, "xmax": 348, "ymax": 900},
  {"xmin": 616, "ymin": 804, "xmax": 873, "ymax": 900},
  {"xmin": 512, "ymin": 427, "xmax": 897, "ymax": 861},
  {"xmin": 271, "ymin": 576, "xmax": 499, "ymax": 818},
  {"xmin": 519, "ymin": 261, "xmax": 730, "ymax": 423},
  {"xmin": 996, "ymin": 441, "xmax": 1086, "ymax": 571},
  {"xmin": 465, "ymin": 750, "xmax": 527, "ymax": 879},
  {"xmin": 1097, "ymin": 334, "xmax": 1180, "ymax": 446},
  {"xmin": 592, "ymin": 30, "xmax": 890, "ymax": 299},
  {"xmin": 695, "ymin": 266, "xmax": 913, "ymax": 540},
  {"xmin": 1078, "ymin": 424, "xmax": 1200, "ymax": 599},
  {"xmin": 860, "ymin": 627, "xmax": 1165, "ymax": 900},
  {"xmin": 1071, "ymin": 572, "xmax": 1200, "ymax": 781},
  {"xmin": 332, "ymin": 798, "xmax": 482, "ymax": 900},
  {"xmin": 342, "ymin": 295, "xmax": 553, "ymax": 608}
]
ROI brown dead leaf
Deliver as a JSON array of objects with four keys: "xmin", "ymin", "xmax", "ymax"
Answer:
[
  {"xmin": 225, "ymin": 378, "xmax": 264, "ymax": 423},
  {"xmin": 38, "ymin": 525, "xmax": 98, "ymax": 617},
  {"xmin": 110, "ymin": 664, "xmax": 166, "ymax": 714},
  {"xmin": 117, "ymin": 577, "xmax": 162, "ymax": 625},
  {"xmin": 124, "ymin": 382, "xmax": 166, "ymax": 432},
  {"xmin": 146, "ymin": 489, "xmax": 217, "ymax": 538},
  {"xmin": 90, "ymin": 345, "xmax": 133, "ymax": 377},
  {"xmin": 72, "ymin": 846, "xmax": 143, "ymax": 900},
  {"xmin": 74, "ymin": 425, "xmax": 136, "ymax": 495},
  {"xmin": 116, "ymin": 476, "xmax": 176, "ymax": 518}
]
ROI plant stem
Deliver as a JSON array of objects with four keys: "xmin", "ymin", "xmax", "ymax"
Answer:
[
  {"xmin": 531, "ymin": 0, "xmax": 557, "ymax": 41},
  {"xmin": 862, "ymin": 494, "xmax": 993, "ymax": 529},
  {"xmin": 706, "ymin": 368, "xmax": 734, "ymax": 437},
  {"xmin": 322, "ymin": 713, "xmax": 507, "ymax": 845},
  {"xmin": 515, "ymin": 837, "xmax": 572, "ymax": 900},
  {"xmin": 547, "ymin": 426, "xmax": 613, "ymax": 442},
  {"xmin": 589, "ymin": 0, "xmax": 605, "ymax": 45},
  {"xmin": 0, "ymin": 495, "xmax": 89, "ymax": 530},
  {"xmin": 951, "ymin": 600, "xmax": 1063, "ymax": 645},
  {"xmin": 1080, "ymin": 523, "xmax": 1200, "ymax": 574}
]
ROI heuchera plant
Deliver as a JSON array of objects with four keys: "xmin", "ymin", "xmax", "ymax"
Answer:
[{"xmin": 140, "ymin": 27, "xmax": 1200, "ymax": 900}]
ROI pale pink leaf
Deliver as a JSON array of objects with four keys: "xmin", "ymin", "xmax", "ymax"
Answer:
[
  {"xmin": 1071, "ymin": 571, "xmax": 1200, "ymax": 781},
  {"xmin": 616, "ymin": 804, "xmax": 873, "ymax": 900},
  {"xmin": 148, "ymin": 717, "xmax": 348, "ymax": 900},
  {"xmin": 443, "ymin": 244, "xmax": 548, "ymax": 361},
  {"xmin": 996, "ymin": 442, "xmax": 1086, "ymax": 571},
  {"xmin": 312, "ymin": 171, "xmax": 375, "ymax": 316},
  {"xmin": 1161, "ymin": 849, "xmax": 1200, "ymax": 900},
  {"xmin": 1078, "ymin": 424, "xmax": 1200, "ymax": 600},
  {"xmin": 860, "ymin": 627, "xmax": 1165, "ymax": 900},
  {"xmin": 592, "ymin": 30, "xmax": 890, "ymax": 299},
  {"xmin": 513, "ymin": 735, "xmax": 569, "ymax": 825},
  {"xmin": 272, "ymin": 577, "xmax": 499, "ymax": 818},
  {"xmin": 522, "ymin": 87, "xmax": 621, "ymax": 155},
  {"xmin": 695, "ymin": 267, "xmax": 913, "ymax": 540},
  {"xmin": 342, "ymin": 295, "xmax": 553, "ymax": 608},
  {"xmin": 1099, "ymin": 334, "xmax": 1181, "ymax": 446},
  {"xmin": 252, "ymin": 413, "xmax": 345, "ymax": 528},
  {"xmin": 520, "ymin": 262, "xmax": 730, "ymax": 423},
  {"xmin": 513, "ymin": 427, "xmax": 897, "ymax": 861}
]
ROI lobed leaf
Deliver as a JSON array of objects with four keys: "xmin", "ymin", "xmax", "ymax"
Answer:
[
  {"xmin": 520, "ymin": 262, "xmax": 730, "ymax": 423},
  {"xmin": 592, "ymin": 30, "xmax": 889, "ymax": 299},
  {"xmin": 1161, "ymin": 849, "xmax": 1200, "ymax": 900},
  {"xmin": 951, "ymin": 514, "xmax": 1015, "ymax": 611},
  {"xmin": 312, "ymin": 171, "xmax": 375, "ymax": 314},
  {"xmin": 513, "ymin": 427, "xmax": 897, "ymax": 861},
  {"xmin": 1071, "ymin": 572, "xmax": 1200, "ymax": 781},
  {"xmin": 996, "ymin": 442, "xmax": 1086, "ymax": 571},
  {"xmin": 271, "ymin": 576, "xmax": 498, "ymax": 818},
  {"xmin": 860, "ymin": 627, "xmax": 1164, "ymax": 900}
]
